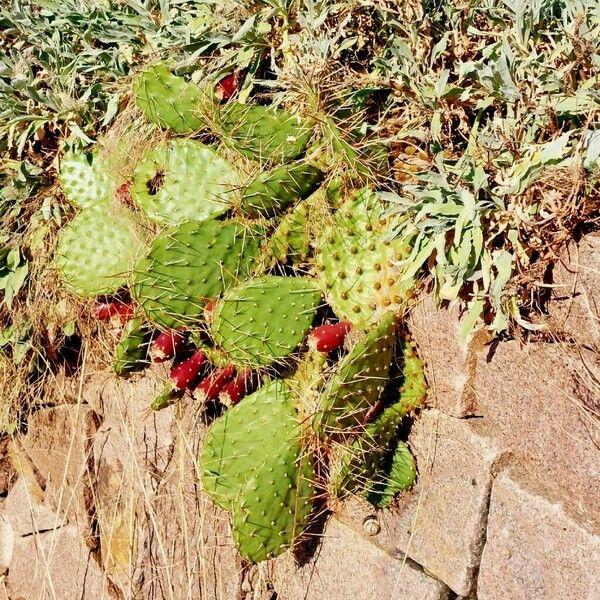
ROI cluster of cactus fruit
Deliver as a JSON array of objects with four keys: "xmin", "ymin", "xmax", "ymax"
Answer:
[{"xmin": 54, "ymin": 63, "xmax": 427, "ymax": 563}]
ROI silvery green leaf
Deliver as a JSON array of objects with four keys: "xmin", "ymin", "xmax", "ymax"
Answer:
[
  {"xmin": 540, "ymin": 132, "xmax": 571, "ymax": 164},
  {"xmin": 490, "ymin": 250, "xmax": 513, "ymax": 308},
  {"xmin": 491, "ymin": 305, "xmax": 509, "ymax": 333},
  {"xmin": 458, "ymin": 297, "xmax": 485, "ymax": 347},
  {"xmin": 435, "ymin": 69, "xmax": 450, "ymax": 98},
  {"xmin": 400, "ymin": 238, "xmax": 436, "ymax": 281},
  {"xmin": 583, "ymin": 130, "xmax": 600, "ymax": 169},
  {"xmin": 431, "ymin": 33, "xmax": 449, "ymax": 64}
]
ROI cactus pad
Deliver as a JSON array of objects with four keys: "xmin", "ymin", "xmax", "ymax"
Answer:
[
  {"xmin": 266, "ymin": 201, "xmax": 311, "ymax": 265},
  {"xmin": 329, "ymin": 339, "xmax": 426, "ymax": 498},
  {"xmin": 134, "ymin": 64, "xmax": 211, "ymax": 133},
  {"xmin": 221, "ymin": 103, "xmax": 312, "ymax": 163},
  {"xmin": 133, "ymin": 219, "xmax": 261, "ymax": 328},
  {"xmin": 55, "ymin": 204, "xmax": 147, "ymax": 296},
  {"xmin": 365, "ymin": 441, "xmax": 416, "ymax": 508},
  {"xmin": 315, "ymin": 189, "xmax": 413, "ymax": 328},
  {"xmin": 131, "ymin": 139, "xmax": 240, "ymax": 225},
  {"xmin": 200, "ymin": 380, "xmax": 314, "ymax": 562},
  {"xmin": 113, "ymin": 317, "xmax": 150, "ymax": 376},
  {"xmin": 313, "ymin": 313, "xmax": 396, "ymax": 436},
  {"xmin": 211, "ymin": 276, "xmax": 322, "ymax": 367},
  {"xmin": 59, "ymin": 151, "xmax": 117, "ymax": 208},
  {"xmin": 241, "ymin": 163, "xmax": 323, "ymax": 218}
]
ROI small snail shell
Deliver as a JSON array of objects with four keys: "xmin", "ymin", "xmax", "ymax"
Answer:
[{"xmin": 362, "ymin": 514, "xmax": 381, "ymax": 536}]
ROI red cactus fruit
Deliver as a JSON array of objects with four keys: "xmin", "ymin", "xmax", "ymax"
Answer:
[
  {"xmin": 308, "ymin": 321, "xmax": 352, "ymax": 352},
  {"xmin": 219, "ymin": 370, "xmax": 255, "ymax": 406},
  {"xmin": 169, "ymin": 350, "xmax": 206, "ymax": 390},
  {"xmin": 94, "ymin": 300, "xmax": 134, "ymax": 323},
  {"xmin": 216, "ymin": 73, "xmax": 238, "ymax": 101},
  {"xmin": 193, "ymin": 365, "xmax": 236, "ymax": 403},
  {"xmin": 150, "ymin": 329, "xmax": 187, "ymax": 362}
]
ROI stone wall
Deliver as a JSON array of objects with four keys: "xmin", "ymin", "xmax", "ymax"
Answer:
[{"xmin": 0, "ymin": 234, "xmax": 598, "ymax": 599}]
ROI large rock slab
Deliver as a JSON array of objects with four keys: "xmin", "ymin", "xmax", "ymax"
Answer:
[
  {"xmin": 408, "ymin": 294, "xmax": 486, "ymax": 417},
  {"xmin": 0, "ymin": 513, "xmax": 14, "ymax": 575},
  {"xmin": 88, "ymin": 369, "xmax": 243, "ymax": 599},
  {"xmin": 7, "ymin": 524, "xmax": 107, "ymax": 600},
  {"xmin": 339, "ymin": 409, "xmax": 503, "ymax": 597},
  {"xmin": 477, "ymin": 470, "xmax": 600, "ymax": 599},
  {"xmin": 272, "ymin": 518, "xmax": 450, "ymax": 600},
  {"xmin": 469, "ymin": 340, "xmax": 600, "ymax": 525},
  {"xmin": 17, "ymin": 404, "xmax": 99, "ymax": 525},
  {"xmin": 5, "ymin": 476, "xmax": 64, "ymax": 537}
]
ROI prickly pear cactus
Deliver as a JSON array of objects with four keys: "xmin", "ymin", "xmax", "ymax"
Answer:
[
  {"xmin": 241, "ymin": 163, "xmax": 323, "ymax": 217},
  {"xmin": 133, "ymin": 219, "xmax": 261, "ymax": 328},
  {"xmin": 113, "ymin": 317, "xmax": 150, "ymax": 375},
  {"xmin": 286, "ymin": 347, "xmax": 328, "ymax": 421},
  {"xmin": 211, "ymin": 276, "xmax": 322, "ymax": 367},
  {"xmin": 220, "ymin": 103, "xmax": 312, "ymax": 163},
  {"xmin": 134, "ymin": 64, "xmax": 212, "ymax": 133},
  {"xmin": 55, "ymin": 203, "xmax": 147, "ymax": 296},
  {"xmin": 266, "ymin": 201, "xmax": 311, "ymax": 265},
  {"xmin": 313, "ymin": 312, "xmax": 396, "ymax": 436},
  {"xmin": 131, "ymin": 139, "xmax": 240, "ymax": 225},
  {"xmin": 329, "ymin": 339, "xmax": 426, "ymax": 499},
  {"xmin": 262, "ymin": 187, "xmax": 330, "ymax": 267},
  {"xmin": 59, "ymin": 151, "xmax": 118, "ymax": 208},
  {"xmin": 200, "ymin": 380, "xmax": 314, "ymax": 562},
  {"xmin": 365, "ymin": 441, "xmax": 416, "ymax": 508},
  {"xmin": 315, "ymin": 189, "xmax": 413, "ymax": 328}
]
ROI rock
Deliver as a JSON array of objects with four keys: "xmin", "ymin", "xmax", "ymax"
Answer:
[
  {"xmin": 89, "ymin": 369, "xmax": 242, "ymax": 599},
  {"xmin": 272, "ymin": 518, "xmax": 450, "ymax": 600},
  {"xmin": 547, "ymin": 234, "xmax": 600, "ymax": 351},
  {"xmin": 408, "ymin": 294, "xmax": 486, "ymax": 417},
  {"xmin": 339, "ymin": 410, "xmax": 502, "ymax": 597},
  {"xmin": 477, "ymin": 470, "xmax": 600, "ymax": 599},
  {"xmin": 469, "ymin": 340, "xmax": 600, "ymax": 525},
  {"xmin": 89, "ymin": 370, "xmax": 174, "ymax": 596},
  {"xmin": 17, "ymin": 404, "xmax": 99, "ymax": 524},
  {"xmin": 5, "ymin": 477, "xmax": 64, "ymax": 537},
  {"xmin": 6, "ymin": 524, "xmax": 107, "ymax": 600},
  {"xmin": 410, "ymin": 283, "xmax": 600, "ymax": 525},
  {"xmin": 0, "ymin": 513, "xmax": 14, "ymax": 574}
]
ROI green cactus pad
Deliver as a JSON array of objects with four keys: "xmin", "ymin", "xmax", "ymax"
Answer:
[
  {"xmin": 365, "ymin": 441, "xmax": 416, "ymax": 508},
  {"xmin": 55, "ymin": 203, "xmax": 147, "ymax": 296},
  {"xmin": 134, "ymin": 64, "xmax": 213, "ymax": 133},
  {"xmin": 241, "ymin": 163, "xmax": 323, "ymax": 218},
  {"xmin": 262, "ymin": 187, "xmax": 330, "ymax": 268},
  {"xmin": 211, "ymin": 276, "xmax": 322, "ymax": 367},
  {"xmin": 394, "ymin": 339, "xmax": 427, "ymax": 416},
  {"xmin": 267, "ymin": 201, "xmax": 311, "ymax": 265},
  {"xmin": 113, "ymin": 317, "xmax": 151, "ymax": 376},
  {"xmin": 200, "ymin": 380, "xmax": 314, "ymax": 562},
  {"xmin": 287, "ymin": 348, "xmax": 328, "ymax": 421},
  {"xmin": 131, "ymin": 139, "xmax": 240, "ymax": 226},
  {"xmin": 59, "ymin": 151, "xmax": 117, "ymax": 208},
  {"xmin": 315, "ymin": 189, "xmax": 413, "ymax": 328},
  {"xmin": 133, "ymin": 219, "xmax": 261, "ymax": 328},
  {"xmin": 232, "ymin": 447, "xmax": 314, "ymax": 562},
  {"xmin": 313, "ymin": 313, "xmax": 396, "ymax": 436},
  {"xmin": 329, "ymin": 339, "xmax": 426, "ymax": 497},
  {"xmin": 220, "ymin": 103, "xmax": 312, "ymax": 163}
]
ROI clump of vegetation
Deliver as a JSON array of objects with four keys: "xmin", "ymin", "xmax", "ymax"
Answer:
[{"xmin": 0, "ymin": 0, "xmax": 598, "ymax": 563}]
